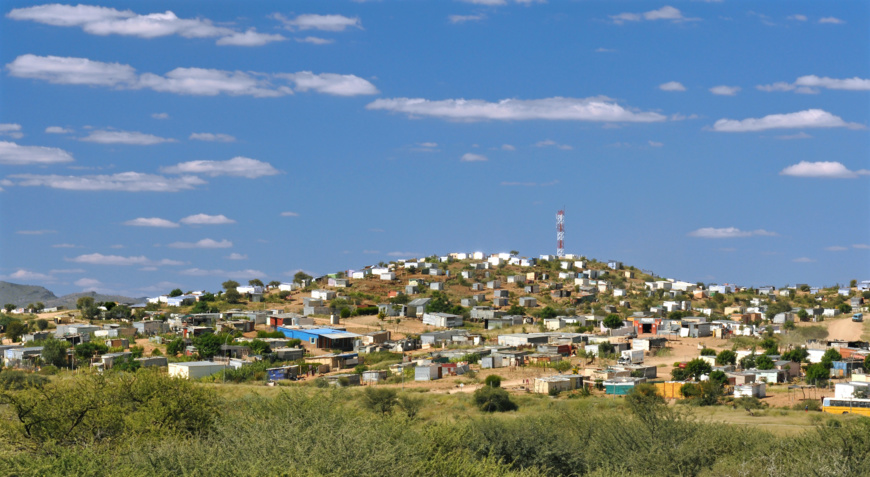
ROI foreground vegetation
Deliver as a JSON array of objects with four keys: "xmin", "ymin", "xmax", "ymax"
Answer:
[{"xmin": 0, "ymin": 370, "xmax": 868, "ymax": 477}]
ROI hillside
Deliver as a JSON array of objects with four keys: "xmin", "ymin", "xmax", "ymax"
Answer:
[
  {"xmin": 45, "ymin": 291, "xmax": 147, "ymax": 310},
  {"xmin": 0, "ymin": 281, "xmax": 145, "ymax": 310},
  {"xmin": 0, "ymin": 281, "xmax": 57, "ymax": 307}
]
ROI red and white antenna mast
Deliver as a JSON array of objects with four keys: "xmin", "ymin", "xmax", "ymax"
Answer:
[{"xmin": 556, "ymin": 209, "xmax": 565, "ymax": 258}]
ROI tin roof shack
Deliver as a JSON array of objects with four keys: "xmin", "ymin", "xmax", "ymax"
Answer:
[
  {"xmin": 98, "ymin": 352, "xmax": 132, "ymax": 369},
  {"xmin": 584, "ymin": 341, "xmax": 630, "ymax": 357},
  {"xmin": 415, "ymin": 364, "xmax": 442, "ymax": 381},
  {"xmin": 441, "ymin": 362, "xmax": 470, "ymax": 376},
  {"xmin": 492, "ymin": 350, "xmax": 530, "ymax": 367},
  {"xmin": 361, "ymin": 369, "xmax": 389, "ymax": 384},
  {"xmin": 485, "ymin": 315, "xmax": 523, "ymax": 330},
  {"xmin": 481, "ymin": 355, "xmax": 505, "ymax": 369},
  {"xmin": 543, "ymin": 318, "xmax": 568, "ymax": 331},
  {"xmin": 56, "ymin": 324, "xmax": 101, "ymax": 342},
  {"xmin": 680, "ymin": 320, "xmax": 711, "ymax": 338},
  {"xmin": 537, "ymin": 344, "xmax": 572, "ymax": 356},
  {"xmin": 267, "ymin": 365, "xmax": 299, "ymax": 381},
  {"xmin": 406, "ymin": 298, "xmax": 432, "ymax": 318},
  {"xmin": 734, "ymin": 382, "xmax": 766, "ymax": 398},
  {"xmin": 4, "ymin": 346, "xmax": 42, "ymax": 368},
  {"xmin": 534, "ymin": 375, "xmax": 583, "ymax": 395},
  {"xmin": 632, "ymin": 317, "xmax": 662, "ymax": 335},
  {"xmin": 471, "ymin": 306, "xmax": 503, "ymax": 321},
  {"xmin": 360, "ymin": 330, "xmax": 391, "ymax": 345},
  {"xmin": 135, "ymin": 356, "xmax": 168, "ymax": 368},
  {"xmin": 830, "ymin": 359, "xmax": 865, "ymax": 379},
  {"xmin": 305, "ymin": 352, "xmax": 359, "ymax": 372},
  {"xmin": 269, "ymin": 313, "xmax": 311, "ymax": 328},
  {"xmin": 774, "ymin": 360, "xmax": 801, "ymax": 380},
  {"xmin": 497, "ymin": 333, "xmax": 550, "ymax": 347},
  {"xmin": 605, "ymin": 377, "xmax": 646, "ymax": 395},
  {"xmin": 421, "ymin": 329, "xmax": 468, "ymax": 347},
  {"xmin": 326, "ymin": 373, "xmax": 361, "ymax": 387},
  {"xmin": 526, "ymin": 353, "xmax": 562, "ymax": 366},
  {"xmin": 168, "ymin": 361, "xmax": 227, "ymax": 380},
  {"xmin": 613, "ymin": 364, "xmax": 658, "ymax": 379},
  {"xmin": 748, "ymin": 368, "xmax": 785, "ymax": 384},
  {"xmin": 422, "ymin": 312, "xmax": 463, "ymax": 328},
  {"xmin": 632, "ymin": 337, "xmax": 668, "ymax": 352},
  {"xmin": 834, "ymin": 382, "xmax": 870, "ymax": 399},
  {"xmin": 276, "ymin": 327, "xmax": 361, "ymax": 351}
]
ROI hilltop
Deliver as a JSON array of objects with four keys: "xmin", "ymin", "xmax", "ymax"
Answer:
[{"xmin": 0, "ymin": 281, "xmax": 145, "ymax": 310}]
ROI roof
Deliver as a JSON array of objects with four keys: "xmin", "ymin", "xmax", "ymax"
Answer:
[{"xmin": 171, "ymin": 361, "xmax": 227, "ymax": 367}]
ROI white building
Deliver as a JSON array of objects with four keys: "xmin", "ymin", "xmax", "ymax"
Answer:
[{"xmin": 168, "ymin": 361, "xmax": 227, "ymax": 380}]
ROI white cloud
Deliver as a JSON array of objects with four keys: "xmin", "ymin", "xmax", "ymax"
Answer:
[
  {"xmin": 180, "ymin": 213, "xmax": 236, "ymax": 225},
  {"xmin": 853, "ymin": 244, "xmax": 870, "ymax": 250},
  {"xmin": 535, "ymin": 139, "xmax": 572, "ymax": 150},
  {"xmin": 275, "ymin": 13, "xmax": 361, "ymax": 31},
  {"xmin": 9, "ymin": 172, "xmax": 205, "ymax": 192},
  {"xmin": 8, "ymin": 4, "xmax": 284, "ymax": 46},
  {"xmin": 80, "ymin": 130, "xmax": 175, "ymax": 145},
  {"xmin": 69, "ymin": 253, "xmax": 182, "ymax": 266},
  {"xmin": 776, "ymin": 132, "xmax": 812, "ymax": 140},
  {"xmin": 161, "ymin": 156, "xmax": 280, "ymax": 178},
  {"xmin": 9, "ymin": 54, "xmax": 375, "ymax": 98},
  {"xmin": 189, "ymin": 132, "xmax": 236, "ymax": 142},
  {"xmin": 7, "ymin": 54, "xmax": 137, "ymax": 86},
  {"xmin": 0, "ymin": 141, "xmax": 74, "ymax": 165},
  {"xmin": 168, "ymin": 238, "xmax": 232, "ymax": 249},
  {"xmin": 459, "ymin": 0, "xmax": 506, "ymax": 4},
  {"xmin": 280, "ymin": 211, "xmax": 300, "ymax": 217},
  {"xmin": 688, "ymin": 227, "xmax": 777, "ymax": 239},
  {"xmin": 52, "ymin": 243, "xmax": 79, "ymax": 248},
  {"xmin": 387, "ymin": 251, "xmax": 420, "ymax": 257},
  {"xmin": 612, "ymin": 6, "xmax": 700, "ymax": 24},
  {"xmin": 295, "ymin": 36, "xmax": 334, "ymax": 45},
  {"xmin": 226, "ymin": 253, "xmax": 247, "ymax": 260},
  {"xmin": 779, "ymin": 161, "xmax": 870, "ymax": 179},
  {"xmin": 45, "ymin": 126, "xmax": 73, "ymax": 134},
  {"xmin": 16, "ymin": 229, "xmax": 56, "ymax": 235},
  {"xmin": 712, "ymin": 109, "xmax": 863, "ymax": 132},
  {"xmin": 124, "ymin": 217, "xmax": 180, "ymax": 228},
  {"xmin": 648, "ymin": 140, "xmax": 663, "ymax": 147},
  {"xmin": 709, "ymin": 85, "xmax": 741, "ymax": 96},
  {"xmin": 50, "ymin": 268, "xmax": 85, "ymax": 274},
  {"xmin": 825, "ymin": 246, "xmax": 848, "ymax": 252},
  {"xmin": 0, "ymin": 123, "xmax": 23, "ymax": 139},
  {"xmin": 367, "ymin": 96, "xmax": 666, "ymax": 122},
  {"xmin": 787, "ymin": 14, "xmax": 807, "ymax": 21},
  {"xmin": 819, "ymin": 17, "xmax": 844, "ymax": 24},
  {"xmin": 792, "ymin": 257, "xmax": 816, "ymax": 263},
  {"xmin": 595, "ymin": 48, "xmax": 617, "ymax": 53},
  {"xmin": 5, "ymin": 269, "xmax": 53, "ymax": 281},
  {"xmin": 139, "ymin": 67, "xmax": 292, "ymax": 98},
  {"xmin": 215, "ymin": 29, "xmax": 286, "ymax": 46},
  {"xmin": 418, "ymin": 142, "xmax": 438, "ymax": 148},
  {"xmin": 758, "ymin": 75, "xmax": 870, "ymax": 93},
  {"xmin": 501, "ymin": 144, "xmax": 516, "ymax": 151},
  {"xmin": 74, "ymin": 277, "xmax": 102, "ymax": 288},
  {"xmin": 461, "ymin": 153, "xmax": 488, "ymax": 162},
  {"xmin": 449, "ymin": 14, "xmax": 486, "ymax": 24},
  {"xmin": 277, "ymin": 71, "xmax": 379, "ymax": 96},
  {"xmin": 151, "ymin": 112, "xmax": 169, "ymax": 119},
  {"xmin": 659, "ymin": 81, "xmax": 686, "ymax": 92}
]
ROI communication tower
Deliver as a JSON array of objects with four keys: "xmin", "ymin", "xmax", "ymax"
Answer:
[{"xmin": 556, "ymin": 209, "xmax": 565, "ymax": 258}]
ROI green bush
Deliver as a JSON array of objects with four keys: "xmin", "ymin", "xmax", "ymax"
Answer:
[
  {"xmin": 472, "ymin": 386, "xmax": 517, "ymax": 412},
  {"xmin": 484, "ymin": 374, "xmax": 502, "ymax": 388}
]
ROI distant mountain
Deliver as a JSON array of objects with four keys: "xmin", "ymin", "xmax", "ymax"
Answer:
[
  {"xmin": 46, "ymin": 291, "xmax": 148, "ymax": 310},
  {"xmin": 0, "ymin": 281, "xmax": 146, "ymax": 310},
  {"xmin": 0, "ymin": 281, "xmax": 57, "ymax": 308}
]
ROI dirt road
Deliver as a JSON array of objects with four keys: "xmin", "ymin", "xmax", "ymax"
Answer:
[{"xmin": 825, "ymin": 315, "xmax": 864, "ymax": 341}]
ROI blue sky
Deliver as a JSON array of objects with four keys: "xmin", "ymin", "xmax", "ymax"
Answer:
[{"xmin": 0, "ymin": 1, "xmax": 867, "ymax": 297}]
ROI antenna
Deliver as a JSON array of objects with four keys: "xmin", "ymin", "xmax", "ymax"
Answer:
[{"xmin": 556, "ymin": 209, "xmax": 565, "ymax": 258}]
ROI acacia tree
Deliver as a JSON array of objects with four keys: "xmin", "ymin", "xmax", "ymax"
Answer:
[
  {"xmin": 248, "ymin": 279, "xmax": 264, "ymax": 287},
  {"xmin": 603, "ymin": 314, "xmax": 624, "ymax": 329},
  {"xmin": 716, "ymin": 349, "xmax": 737, "ymax": 366},
  {"xmin": 41, "ymin": 338, "xmax": 70, "ymax": 368},
  {"xmin": 222, "ymin": 280, "xmax": 239, "ymax": 291}
]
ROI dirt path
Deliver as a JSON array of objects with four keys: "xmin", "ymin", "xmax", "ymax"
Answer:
[{"xmin": 825, "ymin": 315, "xmax": 863, "ymax": 341}]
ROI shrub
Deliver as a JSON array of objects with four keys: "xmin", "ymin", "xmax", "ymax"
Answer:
[
  {"xmin": 0, "ymin": 370, "xmax": 49, "ymax": 390},
  {"xmin": 716, "ymin": 349, "xmax": 737, "ymax": 365},
  {"xmin": 397, "ymin": 392, "xmax": 423, "ymax": 419},
  {"xmin": 472, "ymin": 386, "xmax": 517, "ymax": 412},
  {"xmin": 700, "ymin": 348, "xmax": 717, "ymax": 356},
  {"xmin": 484, "ymin": 374, "xmax": 502, "ymax": 388},
  {"xmin": 361, "ymin": 387, "xmax": 398, "ymax": 415}
]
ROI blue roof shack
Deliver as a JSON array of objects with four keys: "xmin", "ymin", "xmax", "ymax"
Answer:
[{"xmin": 276, "ymin": 327, "xmax": 361, "ymax": 351}]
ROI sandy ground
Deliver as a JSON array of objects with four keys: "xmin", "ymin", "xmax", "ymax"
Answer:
[{"xmin": 824, "ymin": 315, "xmax": 864, "ymax": 341}]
